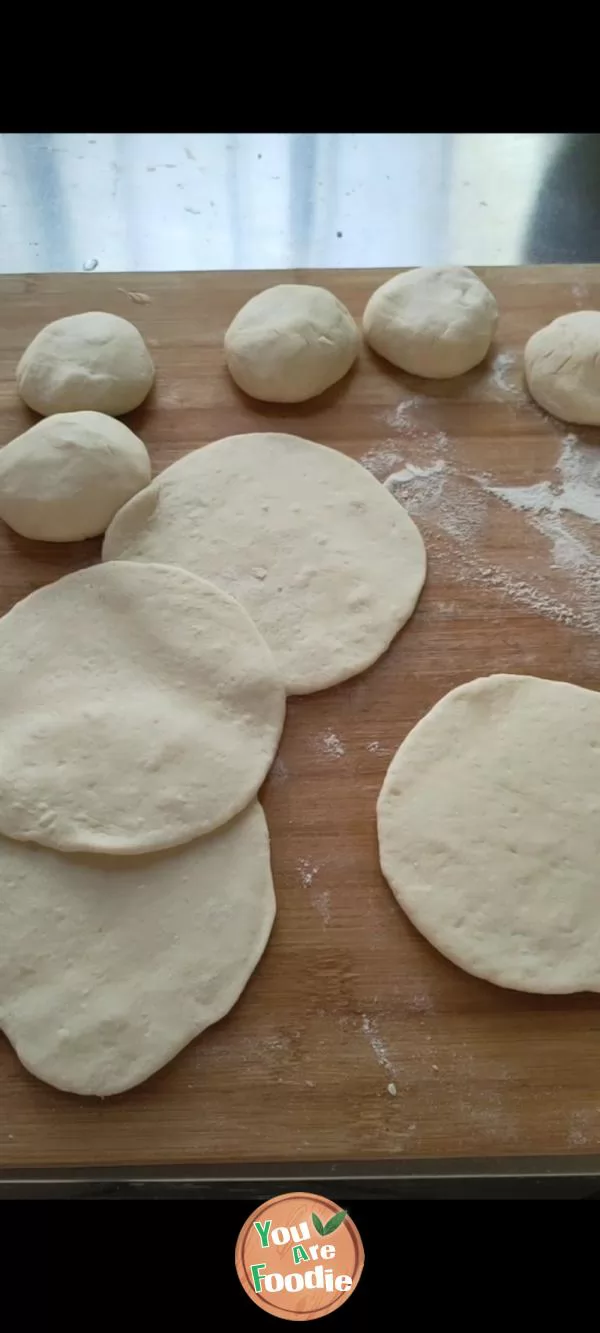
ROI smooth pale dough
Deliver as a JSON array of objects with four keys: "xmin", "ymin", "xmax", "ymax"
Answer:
[
  {"xmin": 224, "ymin": 284, "xmax": 359, "ymax": 402},
  {"xmin": 378, "ymin": 674, "xmax": 600, "ymax": 994},
  {"xmin": 0, "ymin": 412, "xmax": 151, "ymax": 541},
  {"xmin": 0, "ymin": 801, "xmax": 275, "ymax": 1096},
  {"xmin": 16, "ymin": 312, "xmax": 155, "ymax": 417},
  {"xmin": 363, "ymin": 266, "xmax": 498, "ymax": 378},
  {"xmin": 524, "ymin": 310, "xmax": 600, "ymax": 425},
  {"xmin": 103, "ymin": 432, "xmax": 427, "ymax": 695},
  {"xmin": 0, "ymin": 562, "xmax": 285, "ymax": 854}
]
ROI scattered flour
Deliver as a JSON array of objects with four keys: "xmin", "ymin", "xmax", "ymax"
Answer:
[
  {"xmin": 317, "ymin": 729, "xmax": 345, "ymax": 759},
  {"xmin": 407, "ymin": 993, "xmax": 434, "ymax": 1015},
  {"xmin": 312, "ymin": 886, "xmax": 331, "ymax": 926},
  {"xmin": 298, "ymin": 860, "xmax": 331, "ymax": 924},
  {"xmin": 387, "ymin": 1082, "xmax": 397, "ymax": 1097},
  {"xmin": 378, "ymin": 400, "xmax": 600, "ymax": 635},
  {"xmin": 360, "ymin": 444, "xmax": 404, "ymax": 478},
  {"xmin": 384, "ymin": 399, "xmax": 422, "ymax": 430},
  {"xmin": 270, "ymin": 755, "xmax": 289, "ymax": 783},
  {"xmin": 385, "ymin": 459, "xmax": 446, "ymax": 486},
  {"xmin": 477, "ymin": 431, "xmax": 600, "ymax": 631},
  {"xmin": 361, "ymin": 1014, "xmax": 396, "ymax": 1077},
  {"xmin": 566, "ymin": 1108, "xmax": 597, "ymax": 1148},
  {"xmin": 489, "ymin": 349, "xmax": 523, "ymax": 399},
  {"xmin": 298, "ymin": 859, "xmax": 319, "ymax": 888},
  {"xmin": 366, "ymin": 740, "xmax": 383, "ymax": 753},
  {"xmin": 488, "ymin": 435, "xmax": 600, "ymax": 527},
  {"xmin": 388, "ymin": 459, "xmax": 487, "ymax": 546},
  {"xmin": 572, "ymin": 283, "xmax": 590, "ymax": 308}
]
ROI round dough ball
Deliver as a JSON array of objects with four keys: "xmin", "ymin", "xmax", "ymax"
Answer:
[
  {"xmin": 377, "ymin": 674, "xmax": 600, "ymax": 995},
  {"xmin": 103, "ymin": 432, "xmax": 427, "ymax": 695},
  {"xmin": 224, "ymin": 284, "xmax": 359, "ymax": 402},
  {"xmin": 363, "ymin": 266, "xmax": 498, "ymax": 378},
  {"xmin": 524, "ymin": 310, "xmax": 600, "ymax": 425},
  {"xmin": 17, "ymin": 311, "xmax": 155, "ymax": 417},
  {"xmin": 0, "ymin": 801, "xmax": 275, "ymax": 1097},
  {"xmin": 0, "ymin": 412, "xmax": 151, "ymax": 542},
  {"xmin": 0, "ymin": 562, "xmax": 285, "ymax": 854}
]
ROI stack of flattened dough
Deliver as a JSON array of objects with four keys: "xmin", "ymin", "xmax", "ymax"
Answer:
[
  {"xmin": 0, "ymin": 423, "xmax": 426, "ymax": 1094},
  {"xmin": 0, "ymin": 561, "xmax": 285, "ymax": 1095}
]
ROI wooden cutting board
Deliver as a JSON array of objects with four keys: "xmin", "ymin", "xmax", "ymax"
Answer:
[{"xmin": 0, "ymin": 266, "xmax": 600, "ymax": 1170}]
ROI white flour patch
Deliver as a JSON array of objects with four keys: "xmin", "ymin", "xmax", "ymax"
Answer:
[
  {"xmin": 407, "ymin": 993, "xmax": 434, "ymax": 1015},
  {"xmin": 488, "ymin": 480, "xmax": 555, "ymax": 514},
  {"xmin": 361, "ymin": 1014, "xmax": 396, "ymax": 1077},
  {"xmin": 298, "ymin": 858, "xmax": 319, "ymax": 888},
  {"xmin": 270, "ymin": 755, "xmax": 289, "ymax": 783},
  {"xmin": 383, "ymin": 399, "xmax": 422, "ymax": 430},
  {"xmin": 366, "ymin": 740, "xmax": 384, "ymax": 753},
  {"xmin": 478, "ymin": 565, "xmax": 580, "ymax": 626},
  {"xmin": 387, "ymin": 1082, "xmax": 397, "ymax": 1097},
  {"xmin": 311, "ymin": 886, "xmax": 332, "ymax": 926},
  {"xmin": 566, "ymin": 1108, "xmax": 600, "ymax": 1148},
  {"xmin": 477, "ymin": 431, "xmax": 600, "ymax": 632},
  {"xmin": 572, "ymin": 283, "xmax": 590, "ymax": 308},
  {"xmin": 360, "ymin": 444, "xmax": 404, "ymax": 477},
  {"xmin": 385, "ymin": 459, "xmax": 446, "ymax": 487},
  {"xmin": 488, "ymin": 435, "xmax": 600, "ymax": 527},
  {"xmin": 388, "ymin": 461, "xmax": 486, "ymax": 546},
  {"xmin": 317, "ymin": 729, "xmax": 345, "ymax": 759},
  {"xmin": 375, "ymin": 391, "xmax": 600, "ymax": 640},
  {"xmin": 488, "ymin": 349, "xmax": 523, "ymax": 399}
]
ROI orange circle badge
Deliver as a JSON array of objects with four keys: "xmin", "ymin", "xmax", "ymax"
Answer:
[{"xmin": 235, "ymin": 1190, "xmax": 364, "ymax": 1321}]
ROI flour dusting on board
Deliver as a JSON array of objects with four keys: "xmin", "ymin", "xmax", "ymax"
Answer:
[
  {"xmin": 361, "ymin": 444, "xmax": 404, "ymax": 477},
  {"xmin": 298, "ymin": 859, "xmax": 318, "ymax": 888},
  {"xmin": 316, "ymin": 729, "xmax": 345, "ymax": 759},
  {"xmin": 361, "ymin": 1014, "xmax": 396, "ymax": 1077},
  {"xmin": 298, "ymin": 858, "xmax": 331, "ymax": 924},
  {"xmin": 312, "ymin": 887, "xmax": 332, "ymax": 925},
  {"xmin": 572, "ymin": 282, "xmax": 590, "ymax": 309},
  {"xmin": 477, "ymin": 431, "xmax": 600, "ymax": 631},
  {"xmin": 270, "ymin": 755, "xmax": 289, "ymax": 783},
  {"xmin": 367, "ymin": 381, "xmax": 600, "ymax": 636},
  {"xmin": 489, "ymin": 349, "xmax": 523, "ymax": 398}
]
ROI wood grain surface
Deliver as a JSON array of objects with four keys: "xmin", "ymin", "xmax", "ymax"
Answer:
[{"xmin": 0, "ymin": 266, "xmax": 600, "ymax": 1170}]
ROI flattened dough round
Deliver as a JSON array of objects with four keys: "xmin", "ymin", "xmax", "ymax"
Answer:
[
  {"xmin": 224, "ymin": 284, "xmax": 359, "ymax": 402},
  {"xmin": 17, "ymin": 312, "xmax": 155, "ymax": 417},
  {"xmin": 377, "ymin": 674, "xmax": 600, "ymax": 994},
  {"xmin": 103, "ymin": 432, "xmax": 427, "ymax": 694},
  {"xmin": 363, "ymin": 266, "xmax": 498, "ymax": 378},
  {"xmin": 0, "ymin": 801, "xmax": 275, "ymax": 1096},
  {"xmin": 0, "ymin": 562, "xmax": 285, "ymax": 854},
  {"xmin": 524, "ymin": 310, "xmax": 600, "ymax": 425},
  {"xmin": 0, "ymin": 411, "xmax": 151, "ymax": 541}
]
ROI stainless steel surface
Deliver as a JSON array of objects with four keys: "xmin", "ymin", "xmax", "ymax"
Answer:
[
  {"xmin": 1, "ymin": 132, "xmax": 599, "ymax": 273},
  {"xmin": 1, "ymin": 1157, "xmax": 600, "ymax": 1198}
]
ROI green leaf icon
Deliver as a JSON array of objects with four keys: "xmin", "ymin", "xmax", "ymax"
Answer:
[
  {"xmin": 322, "ymin": 1209, "xmax": 348, "ymax": 1236},
  {"xmin": 312, "ymin": 1211, "xmax": 325, "ymax": 1236}
]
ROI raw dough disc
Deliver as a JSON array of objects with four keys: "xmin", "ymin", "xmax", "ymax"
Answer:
[
  {"xmin": 16, "ymin": 311, "xmax": 155, "ymax": 417},
  {"xmin": 377, "ymin": 674, "xmax": 600, "ymax": 994},
  {"xmin": 224, "ymin": 283, "xmax": 359, "ymax": 402},
  {"xmin": 103, "ymin": 432, "xmax": 427, "ymax": 695},
  {"xmin": 524, "ymin": 310, "xmax": 600, "ymax": 425},
  {"xmin": 0, "ymin": 411, "xmax": 151, "ymax": 541},
  {"xmin": 0, "ymin": 562, "xmax": 285, "ymax": 854},
  {"xmin": 363, "ymin": 266, "xmax": 498, "ymax": 378},
  {"xmin": 0, "ymin": 801, "xmax": 275, "ymax": 1096}
]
